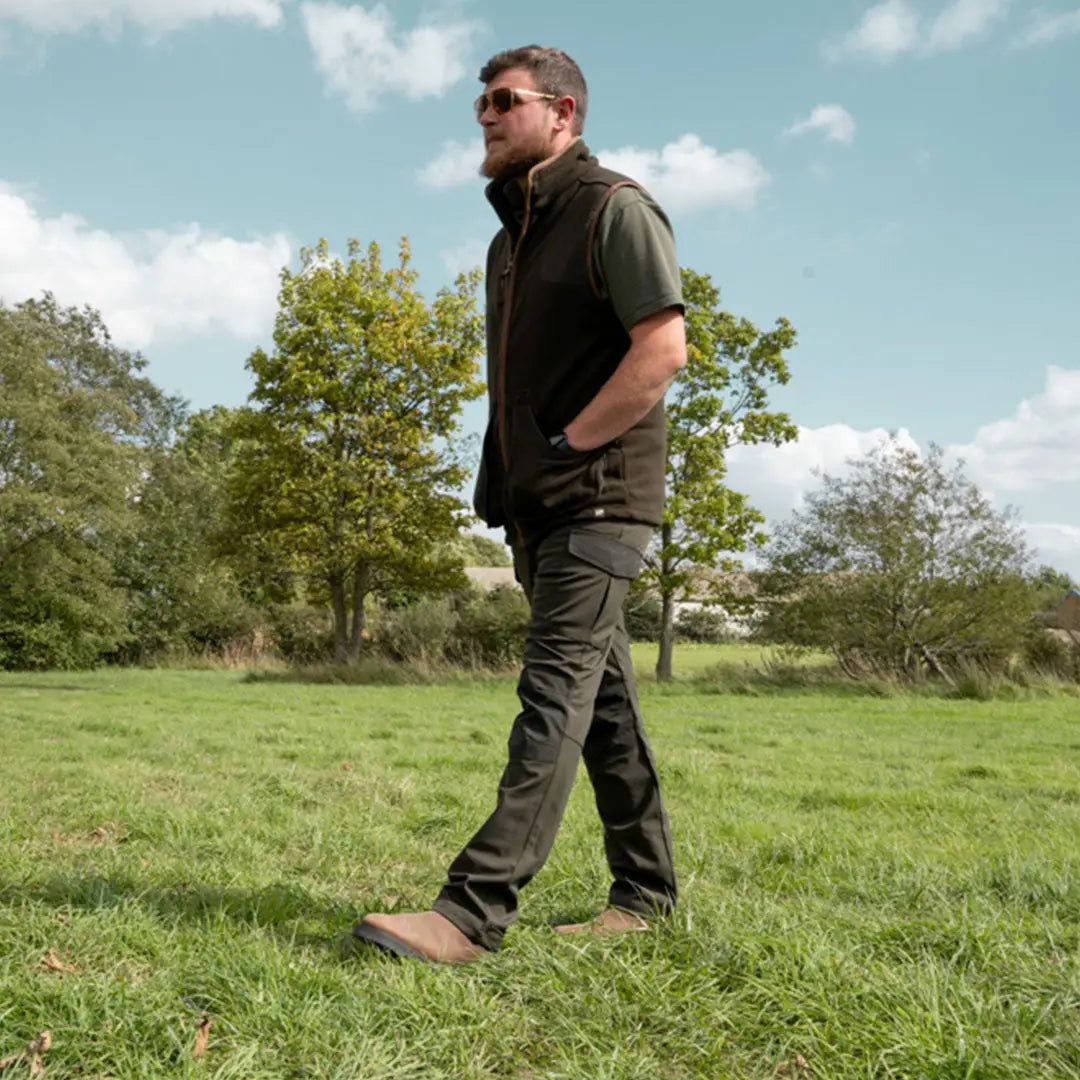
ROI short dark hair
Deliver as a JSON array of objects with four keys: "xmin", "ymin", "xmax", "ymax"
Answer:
[{"xmin": 479, "ymin": 46, "xmax": 588, "ymax": 136}]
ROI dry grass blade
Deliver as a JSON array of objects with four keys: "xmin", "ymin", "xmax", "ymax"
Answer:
[
  {"xmin": 49, "ymin": 821, "xmax": 124, "ymax": 846},
  {"xmin": 41, "ymin": 950, "xmax": 76, "ymax": 974},
  {"xmin": 774, "ymin": 1055, "xmax": 813, "ymax": 1079},
  {"xmin": 193, "ymin": 1016, "xmax": 211, "ymax": 1060},
  {"xmin": 0, "ymin": 1033, "xmax": 51, "ymax": 1075}
]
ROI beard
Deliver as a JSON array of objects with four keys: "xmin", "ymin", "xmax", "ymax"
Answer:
[{"xmin": 480, "ymin": 131, "xmax": 554, "ymax": 183}]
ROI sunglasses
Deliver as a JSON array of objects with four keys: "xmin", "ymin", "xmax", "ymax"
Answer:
[{"xmin": 474, "ymin": 86, "xmax": 557, "ymax": 120}]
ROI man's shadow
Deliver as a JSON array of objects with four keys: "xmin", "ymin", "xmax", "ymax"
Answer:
[{"xmin": 0, "ymin": 873, "xmax": 374, "ymax": 961}]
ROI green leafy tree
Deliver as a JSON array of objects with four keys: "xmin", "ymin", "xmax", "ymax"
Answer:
[
  {"xmin": 1031, "ymin": 564, "xmax": 1075, "ymax": 613},
  {"xmin": 642, "ymin": 268, "xmax": 797, "ymax": 680},
  {"xmin": 0, "ymin": 296, "xmax": 179, "ymax": 669},
  {"xmin": 224, "ymin": 238, "xmax": 485, "ymax": 664},
  {"xmin": 452, "ymin": 533, "xmax": 511, "ymax": 567},
  {"xmin": 759, "ymin": 441, "xmax": 1034, "ymax": 681},
  {"xmin": 115, "ymin": 406, "xmax": 262, "ymax": 662}
]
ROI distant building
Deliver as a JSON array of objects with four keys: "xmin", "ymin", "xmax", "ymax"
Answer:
[
  {"xmin": 464, "ymin": 566, "xmax": 519, "ymax": 592},
  {"xmin": 655, "ymin": 570, "xmax": 762, "ymax": 639},
  {"xmin": 1060, "ymin": 588, "xmax": 1080, "ymax": 631}
]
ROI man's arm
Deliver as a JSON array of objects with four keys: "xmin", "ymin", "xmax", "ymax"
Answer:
[
  {"xmin": 554, "ymin": 184, "xmax": 685, "ymax": 452},
  {"xmin": 562, "ymin": 307, "xmax": 686, "ymax": 451}
]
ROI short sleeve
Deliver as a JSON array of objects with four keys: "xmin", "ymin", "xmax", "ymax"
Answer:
[{"xmin": 592, "ymin": 186, "xmax": 684, "ymax": 333}]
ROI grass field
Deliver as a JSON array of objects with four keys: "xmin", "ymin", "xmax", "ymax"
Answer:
[
  {"xmin": 1, "ymin": 646, "xmax": 1079, "ymax": 1078},
  {"xmin": 628, "ymin": 642, "xmax": 833, "ymax": 678}
]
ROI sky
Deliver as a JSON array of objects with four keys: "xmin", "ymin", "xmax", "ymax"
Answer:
[{"xmin": 1, "ymin": 0, "xmax": 1078, "ymax": 576}]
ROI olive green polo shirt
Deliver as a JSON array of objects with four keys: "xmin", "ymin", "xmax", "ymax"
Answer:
[{"xmin": 592, "ymin": 186, "xmax": 684, "ymax": 332}]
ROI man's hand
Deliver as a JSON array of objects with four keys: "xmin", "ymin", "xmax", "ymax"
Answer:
[{"xmin": 563, "ymin": 307, "xmax": 686, "ymax": 451}]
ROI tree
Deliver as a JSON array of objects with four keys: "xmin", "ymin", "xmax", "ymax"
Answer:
[
  {"xmin": 641, "ymin": 268, "xmax": 797, "ymax": 680},
  {"xmin": 114, "ymin": 406, "xmax": 261, "ymax": 662},
  {"xmin": 223, "ymin": 238, "xmax": 485, "ymax": 664},
  {"xmin": 1031, "ymin": 564, "xmax": 1075, "ymax": 613},
  {"xmin": 452, "ymin": 533, "xmax": 511, "ymax": 567},
  {"xmin": 759, "ymin": 441, "xmax": 1034, "ymax": 681},
  {"xmin": 0, "ymin": 295, "xmax": 180, "ymax": 668}
]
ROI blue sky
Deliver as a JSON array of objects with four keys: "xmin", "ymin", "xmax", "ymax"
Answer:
[{"xmin": 1, "ymin": 0, "xmax": 1078, "ymax": 575}]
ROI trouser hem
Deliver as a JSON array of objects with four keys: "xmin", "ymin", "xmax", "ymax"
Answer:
[
  {"xmin": 607, "ymin": 885, "xmax": 676, "ymax": 919},
  {"xmin": 432, "ymin": 893, "xmax": 504, "ymax": 953}
]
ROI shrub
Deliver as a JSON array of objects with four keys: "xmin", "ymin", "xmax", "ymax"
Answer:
[
  {"xmin": 367, "ymin": 585, "xmax": 529, "ymax": 671},
  {"xmin": 624, "ymin": 593, "xmax": 662, "ymax": 642},
  {"xmin": 448, "ymin": 585, "xmax": 530, "ymax": 668},
  {"xmin": 760, "ymin": 442, "xmax": 1035, "ymax": 684},
  {"xmin": 1023, "ymin": 630, "xmax": 1080, "ymax": 681},
  {"xmin": 267, "ymin": 604, "xmax": 334, "ymax": 665},
  {"xmin": 675, "ymin": 606, "xmax": 733, "ymax": 644},
  {"xmin": 374, "ymin": 597, "xmax": 456, "ymax": 664}
]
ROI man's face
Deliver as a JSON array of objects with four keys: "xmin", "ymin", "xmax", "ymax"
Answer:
[{"xmin": 477, "ymin": 67, "xmax": 558, "ymax": 183}]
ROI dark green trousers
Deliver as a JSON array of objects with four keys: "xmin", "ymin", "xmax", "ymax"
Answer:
[{"xmin": 433, "ymin": 520, "xmax": 677, "ymax": 952}]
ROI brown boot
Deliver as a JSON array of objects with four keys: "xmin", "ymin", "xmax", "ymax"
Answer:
[
  {"xmin": 353, "ymin": 911, "xmax": 488, "ymax": 965},
  {"xmin": 553, "ymin": 907, "xmax": 650, "ymax": 936}
]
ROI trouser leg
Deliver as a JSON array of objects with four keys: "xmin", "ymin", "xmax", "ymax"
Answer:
[
  {"xmin": 584, "ymin": 616, "xmax": 677, "ymax": 915},
  {"xmin": 433, "ymin": 521, "xmax": 651, "ymax": 951}
]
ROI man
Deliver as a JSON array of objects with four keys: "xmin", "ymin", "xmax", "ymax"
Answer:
[{"xmin": 354, "ymin": 45, "xmax": 686, "ymax": 964}]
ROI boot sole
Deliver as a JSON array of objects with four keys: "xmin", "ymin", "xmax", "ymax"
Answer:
[{"xmin": 352, "ymin": 923, "xmax": 429, "ymax": 962}]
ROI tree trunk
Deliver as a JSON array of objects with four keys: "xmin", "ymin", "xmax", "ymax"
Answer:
[
  {"xmin": 917, "ymin": 641, "xmax": 953, "ymax": 685},
  {"xmin": 346, "ymin": 560, "xmax": 370, "ymax": 665},
  {"xmin": 329, "ymin": 574, "xmax": 349, "ymax": 664},
  {"xmin": 657, "ymin": 588, "xmax": 675, "ymax": 681}
]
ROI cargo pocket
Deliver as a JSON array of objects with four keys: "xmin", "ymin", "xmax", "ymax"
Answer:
[
  {"xmin": 565, "ymin": 528, "xmax": 646, "ymax": 649},
  {"xmin": 567, "ymin": 529, "xmax": 645, "ymax": 580}
]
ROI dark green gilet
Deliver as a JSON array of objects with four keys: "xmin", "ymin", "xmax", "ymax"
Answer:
[{"xmin": 472, "ymin": 140, "xmax": 666, "ymax": 532}]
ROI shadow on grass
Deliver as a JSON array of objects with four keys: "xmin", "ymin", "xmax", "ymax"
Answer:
[
  {"xmin": 0, "ymin": 683, "xmax": 101, "ymax": 693},
  {"xmin": 0, "ymin": 874, "xmax": 363, "ymax": 957}
]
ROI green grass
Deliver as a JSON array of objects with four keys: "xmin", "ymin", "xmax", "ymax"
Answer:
[{"xmin": 1, "ymin": 648, "xmax": 1078, "ymax": 1078}]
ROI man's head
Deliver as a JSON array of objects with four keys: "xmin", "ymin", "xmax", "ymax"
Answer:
[{"xmin": 476, "ymin": 46, "xmax": 588, "ymax": 184}]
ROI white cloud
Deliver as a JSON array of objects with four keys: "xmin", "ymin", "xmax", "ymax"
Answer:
[
  {"xmin": 1024, "ymin": 523, "xmax": 1080, "ymax": 578},
  {"xmin": 926, "ymin": 0, "xmax": 1009, "ymax": 52},
  {"xmin": 825, "ymin": 0, "xmax": 1008, "ymax": 61},
  {"xmin": 0, "ymin": 184, "xmax": 289, "ymax": 349},
  {"xmin": 0, "ymin": 0, "xmax": 283, "ymax": 34},
  {"xmin": 720, "ymin": 375, "xmax": 1080, "ymax": 578},
  {"xmin": 418, "ymin": 139, "xmax": 484, "ymax": 189},
  {"xmin": 440, "ymin": 238, "xmax": 487, "ymax": 277},
  {"xmin": 1013, "ymin": 7, "xmax": 1080, "ymax": 47},
  {"xmin": 725, "ymin": 424, "xmax": 921, "ymax": 525},
  {"xmin": 825, "ymin": 0, "xmax": 921, "ymax": 62},
  {"xmin": 724, "ymin": 422, "xmax": 1080, "ymax": 578},
  {"xmin": 947, "ymin": 366, "xmax": 1080, "ymax": 494},
  {"xmin": 420, "ymin": 134, "xmax": 771, "ymax": 209},
  {"xmin": 783, "ymin": 105, "xmax": 856, "ymax": 145},
  {"xmin": 301, "ymin": 2, "xmax": 482, "ymax": 114},
  {"xmin": 598, "ymin": 135, "xmax": 770, "ymax": 214},
  {"xmin": 731, "ymin": 368, "xmax": 1080, "ymax": 511}
]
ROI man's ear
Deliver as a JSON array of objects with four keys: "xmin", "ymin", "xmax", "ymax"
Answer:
[{"xmin": 552, "ymin": 95, "xmax": 576, "ymax": 133}]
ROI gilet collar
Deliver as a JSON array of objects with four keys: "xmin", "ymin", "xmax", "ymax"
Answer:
[{"xmin": 485, "ymin": 138, "xmax": 593, "ymax": 236}]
